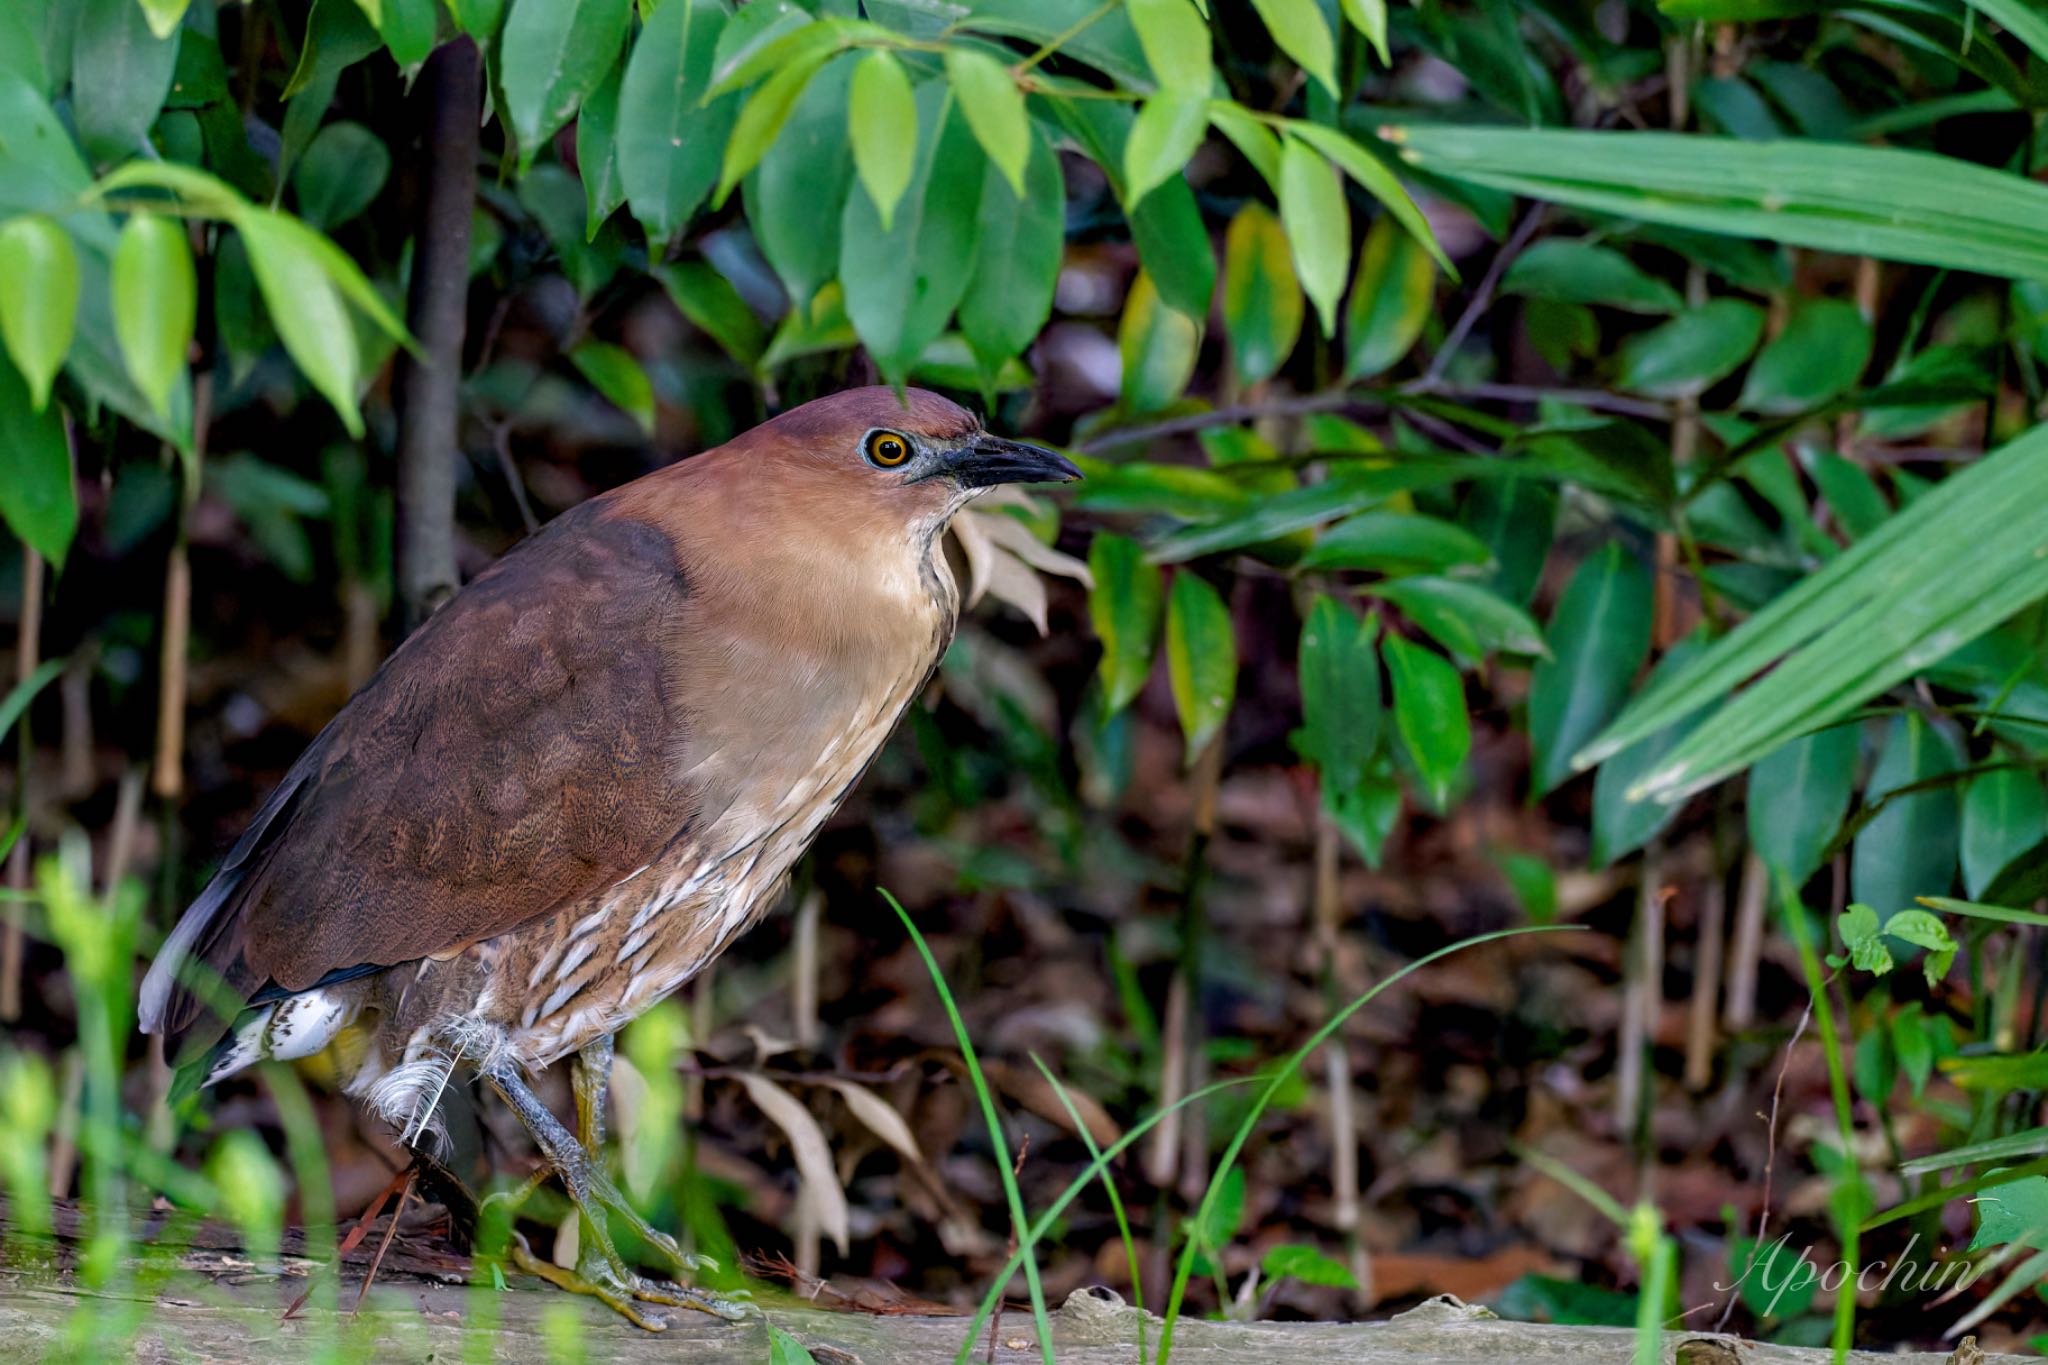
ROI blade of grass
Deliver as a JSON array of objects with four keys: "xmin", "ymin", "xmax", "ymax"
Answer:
[
  {"xmin": 1775, "ymin": 872, "xmax": 1858, "ymax": 1364},
  {"xmin": 1030, "ymin": 1052, "xmax": 1147, "ymax": 1360},
  {"xmin": 1862, "ymin": 1154, "xmax": 2048, "ymax": 1231},
  {"xmin": 883, "ymin": 891, "xmax": 1052, "ymax": 1365},
  {"xmin": 1156, "ymin": 923, "xmax": 1583, "ymax": 1362},
  {"xmin": 1899, "ymin": 1126, "xmax": 2048, "ymax": 1175},
  {"xmin": 1917, "ymin": 896, "xmax": 2048, "ymax": 929}
]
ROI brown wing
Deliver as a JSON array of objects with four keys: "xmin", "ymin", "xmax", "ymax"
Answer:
[{"xmin": 141, "ymin": 499, "xmax": 694, "ymax": 1050}]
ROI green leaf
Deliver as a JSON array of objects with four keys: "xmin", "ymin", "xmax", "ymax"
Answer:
[
  {"xmin": 236, "ymin": 210, "xmax": 364, "ymax": 437},
  {"xmin": 1738, "ymin": 298, "xmax": 1872, "ymax": 415},
  {"xmin": 1459, "ymin": 476, "xmax": 1554, "ymax": 606},
  {"xmin": 1339, "ymin": 0, "xmax": 1388, "ymax": 64},
  {"xmin": 1383, "ymin": 632, "xmax": 1467, "ymax": 809},
  {"xmin": 1195, "ymin": 1166, "xmax": 1246, "ymax": 1253},
  {"xmin": 1301, "ymin": 510, "xmax": 1492, "ymax": 576},
  {"xmin": 1375, "ymin": 575, "xmax": 1546, "ymax": 663},
  {"xmin": 1962, "ymin": 767, "xmax": 2048, "ymax": 901},
  {"xmin": 1344, "ymin": 216, "xmax": 1433, "ymax": 380},
  {"xmin": 1528, "ymin": 543, "xmax": 1651, "ymax": 795},
  {"xmin": 618, "ymin": 0, "xmax": 736, "ymax": 242},
  {"xmin": 1209, "ymin": 101, "xmax": 1280, "ymax": 190},
  {"xmin": 72, "ymin": 0, "xmax": 179, "ymax": 163},
  {"xmin": 1249, "ymin": 0, "xmax": 1336, "ymax": 96},
  {"xmin": 291, "ymin": 121, "xmax": 391, "ymax": 230},
  {"xmin": 1286, "ymin": 121, "xmax": 1452, "ymax": 276},
  {"xmin": 1088, "ymin": 534, "xmax": 1166, "ymax": 715},
  {"xmin": 1851, "ymin": 713, "xmax": 1959, "ymax": 918},
  {"xmin": 1278, "ymin": 138, "xmax": 1347, "ymax": 337},
  {"xmin": 959, "ymin": 125, "xmax": 1063, "ymax": 386},
  {"xmin": 1967, "ymin": 1174, "xmax": 2048, "ymax": 1253},
  {"xmin": 0, "ymin": 351, "xmax": 74, "ymax": 568},
  {"xmin": 0, "ymin": 215, "xmax": 77, "ymax": 410},
  {"xmin": 1500, "ymin": 240, "xmax": 1682, "ymax": 314},
  {"xmin": 945, "ymin": 49, "xmax": 1028, "ymax": 198},
  {"xmin": 840, "ymin": 81, "xmax": 984, "ymax": 385},
  {"xmin": 768, "ymin": 1324, "xmax": 820, "ymax": 1365},
  {"xmin": 1747, "ymin": 724, "xmax": 1858, "ymax": 884},
  {"xmin": 1837, "ymin": 903, "xmax": 1891, "ymax": 975},
  {"xmin": 281, "ymin": 0, "xmax": 382, "ymax": 178},
  {"xmin": 1884, "ymin": 908, "xmax": 1958, "ymax": 986},
  {"xmin": 1616, "ymin": 299, "xmax": 1763, "ymax": 398},
  {"xmin": 1296, "ymin": 595, "xmax": 1380, "ymax": 788},
  {"xmin": 1117, "ymin": 270, "xmax": 1199, "ymax": 416},
  {"xmin": 110, "ymin": 215, "xmax": 195, "ymax": 421},
  {"xmin": 577, "ymin": 59, "xmax": 628, "ymax": 233},
  {"xmin": 1261, "ymin": 1242, "xmax": 1359, "ymax": 1289},
  {"xmin": 711, "ymin": 0, "xmax": 811, "ymax": 91},
  {"xmin": 1149, "ymin": 461, "xmax": 1490, "ymax": 563},
  {"xmin": 653, "ymin": 260, "xmax": 764, "ymax": 368},
  {"xmin": 447, "ymin": 0, "xmax": 507, "ymax": 37},
  {"xmin": 1128, "ymin": 0, "xmax": 1211, "ymax": 92},
  {"xmin": 500, "ymin": 0, "xmax": 631, "ymax": 163},
  {"xmin": 374, "ymin": 0, "xmax": 438, "ymax": 71},
  {"xmin": 1220, "ymin": 203, "xmax": 1301, "ymax": 385},
  {"xmin": 711, "ymin": 16, "xmax": 883, "ymax": 96},
  {"xmin": 568, "ymin": 340, "xmax": 655, "ymax": 434},
  {"xmin": 1166, "ymin": 571, "xmax": 1236, "ymax": 758},
  {"xmin": 1125, "ymin": 93, "xmax": 1208, "ymax": 207},
  {"xmin": 1392, "ymin": 125, "xmax": 2048, "ymax": 283},
  {"xmin": 848, "ymin": 50, "xmax": 917, "ymax": 232},
  {"xmin": 746, "ymin": 54, "xmax": 854, "ymax": 310},
  {"xmin": 1583, "ymin": 421, "xmax": 2048, "ymax": 800},
  {"xmin": 1590, "ymin": 637, "xmax": 1706, "ymax": 866},
  {"xmin": 1892, "ymin": 1003, "xmax": 1934, "ymax": 1099},
  {"xmin": 1048, "ymin": 95, "xmax": 1214, "ymax": 315},
  {"xmin": 137, "ymin": 0, "xmax": 193, "ymax": 40}
]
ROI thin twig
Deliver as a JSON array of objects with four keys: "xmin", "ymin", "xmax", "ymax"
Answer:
[
  {"xmin": 1, "ymin": 544, "xmax": 44, "ymax": 1022},
  {"xmin": 1714, "ymin": 992, "xmax": 1815, "ymax": 1332},
  {"xmin": 1417, "ymin": 204, "xmax": 1545, "ymax": 387}
]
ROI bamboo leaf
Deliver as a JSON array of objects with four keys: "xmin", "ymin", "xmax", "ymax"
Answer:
[
  {"xmin": 1383, "ymin": 632, "xmax": 1467, "ymax": 809},
  {"xmin": 1166, "ymin": 571, "xmax": 1236, "ymax": 759},
  {"xmin": 1529, "ymin": 543, "xmax": 1652, "ymax": 795},
  {"xmin": 1220, "ymin": 202, "xmax": 1302, "ymax": 385},
  {"xmin": 1088, "ymin": 533, "xmax": 1165, "ymax": 714},
  {"xmin": 1278, "ymin": 137, "xmax": 1347, "ymax": 337}
]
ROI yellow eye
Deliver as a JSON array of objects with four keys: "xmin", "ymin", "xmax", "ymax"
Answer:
[{"xmin": 866, "ymin": 431, "xmax": 911, "ymax": 467}]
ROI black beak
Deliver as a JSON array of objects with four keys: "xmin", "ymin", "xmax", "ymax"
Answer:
[{"xmin": 948, "ymin": 436, "xmax": 1083, "ymax": 488}]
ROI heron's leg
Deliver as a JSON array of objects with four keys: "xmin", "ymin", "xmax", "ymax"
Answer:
[
  {"xmin": 572, "ymin": 1033, "xmax": 613, "ymax": 1152},
  {"xmin": 483, "ymin": 1061, "xmax": 748, "ymax": 1329}
]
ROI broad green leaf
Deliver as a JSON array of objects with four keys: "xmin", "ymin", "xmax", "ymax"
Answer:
[
  {"xmin": 1383, "ymin": 632, "xmax": 1468, "ymax": 809},
  {"xmin": 447, "ymin": 0, "xmax": 507, "ymax": 37},
  {"xmin": 1590, "ymin": 637, "xmax": 1708, "ymax": 866},
  {"xmin": 653, "ymin": 261, "xmax": 765, "ymax": 368},
  {"xmin": 959, "ymin": 125, "xmax": 1063, "ymax": 386},
  {"xmin": 1125, "ymin": 93, "xmax": 1208, "ymax": 206},
  {"xmin": 1583, "ymin": 420, "xmax": 2048, "ymax": 800},
  {"xmin": 1392, "ymin": 125, "xmax": 2048, "ymax": 283},
  {"xmin": 1616, "ymin": 299, "xmax": 1763, "ymax": 398},
  {"xmin": 519, "ymin": 162, "xmax": 625, "ymax": 298},
  {"xmin": 1885, "ymin": 908, "xmax": 1958, "ymax": 985},
  {"xmin": 291, "ymin": 121, "xmax": 391, "ymax": 230},
  {"xmin": 1220, "ymin": 203, "xmax": 1302, "ymax": 385},
  {"xmin": 1046, "ymin": 94, "xmax": 1214, "ymax": 316},
  {"xmin": 138, "ymin": 0, "xmax": 193, "ymax": 40},
  {"xmin": 1808, "ymin": 451, "xmax": 1888, "ymax": 540},
  {"xmin": 1278, "ymin": 138, "xmax": 1347, "ymax": 336},
  {"xmin": 1374, "ymin": 576, "xmax": 1546, "ymax": 662},
  {"xmin": 1089, "ymin": 533, "xmax": 1165, "ymax": 714},
  {"xmin": 237, "ymin": 210, "xmax": 364, "ymax": 436},
  {"xmin": 746, "ymin": 55, "xmax": 854, "ymax": 310},
  {"xmin": 1286, "ymin": 121, "xmax": 1452, "ymax": 275},
  {"xmin": 1739, "ymin": 298, "xmax": 1872, "ymax": 414},
  {"xmin": 1851, "ymin": 713, "xmax": 1959, "ymax": 919},
  {"xmin": 1747, "ymin": 724, "xmax": 1858, "ymax": 885},
  {"xmin": 1249, "ymin": 0, "xmax": 1336, "ymax": 96},
  {"xmin": 1339, "ymin": 0, "xmax": 1388, "ymax": 64},
  {"xmin": 1128, "ymin": 0, "xmax": 1211, "ymax": 92},
  {"xmin": 577, "ymin": 59, "xmax": 627, "ymax": 233},
  {"xmin": 0, "ymin": 352, "xmax": 74, "ymax": 568},
  {"xmin": 849, "ymin": 50, "xmax": 917, "ymax": 231},
  {"xmin": 1196, "ymin": 1166, "xmax": 1247, "ymax": 1255},
  {"xmin": 1528, "ymin": 543, "xmax": 1651, "ymax": 795},
  {"xmin": 1297, "ymin": 596, "xmax": 1381, "ymax": 789},
  {"xmin": 1459, "ymin": 476, "xmax": 1554, "ymax": 606},
  {"xmin": 1962, "ymin": 767, "xmax": 2048, "ymax": 900},
  {"xmin": 1149, "ymin": 460, "xmax": 1492, "ymax": 563},
  {"xmin": 1262, "ymin": 1243, "xmax": 1359, "ymax": 1290},
  {"xmin": 0, "ymin": 216, "xmax": 78, "ymax": 410},
  {"xmin": 1965, "ymin": 0, "xmax": 2048, "ymax": 65},
  {"xmin": 711, "ymin": 0, "xmax": 811, "ymax": 91},
  {"xmin": 1344, "ymin": 216, "xmax": 1433, "ymax": 379},
  {"xmin": 568, "ymin": 340, "xmax": 655, "ymax": 434},
  {"xmin": 111, "ymin": 215, "xmax": 195, "ymax": 420},
  {"xmin": 1300, "ymin": 510, "xmax": 1491, "ymax": 576},
  {"xmin": 710, "ymin": 16, "xmax": 885, "ymax": 96},
  {"xmin": 1117, "ymin": 270, "xmax": 1199, "ymax": 416},
  {"xmin": 768, "ymin": 1324, "xmax": 821, "ymax": 1365},
  {"xmin": 760, "ymin": 280, "xmax": 857, "ymax": 370},
  {"xmin": 374, "ymin": 0, "xmax": 438, "ymax": 70},
  {"xmin": 73, "ymin": 0, "xmax": 179, "ymax": 163},
  {"xmin": 953, "ymin": 0, "xmax": 1153, "ymax": 89},
  {"xmin": 1500, "ymin": 240, "xmax": 1682, "ymax": 314},
  {"xmin": 1166, "ymin": 571, "xmax": 1236, "ymax": 758},
  {"xmin": 1210, "ymin": 101, "xmax": 1280, "ymax": 189},
  {"xmin": 1837, "ymin": 903, "xmax": 1890, "ymax": 974},
  {"xmin": 945, "ymin": 49, "xmax": 1029, "ymax": 197},
  {"xmin": 500, "ymin": 0, "xmax": 631, "ymax": 163},
  {"xmin": 1968, "ymin": 1174, "xmax": 2048, "ymax": 1253},
  {"xmin": 840, "ymin": 81, "xmax": 985, "ymax": 384},
  {"xmin": 618, "ymin": 0, "xmax": 736, "ymax": 242},
  {"xmin": 280, "ymin": 0, "xmax": 382, "ymax": 178}
]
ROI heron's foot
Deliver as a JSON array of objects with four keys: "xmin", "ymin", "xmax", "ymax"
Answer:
[{"xmin": 510, "ymin": 1233, "xmax": 752, "ymax": 1330}]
